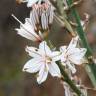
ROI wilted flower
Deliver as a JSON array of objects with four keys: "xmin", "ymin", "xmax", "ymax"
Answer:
[
  {"xmin": 74, "ymin": 76, "xmax": 88, "ymax": 96},
  {"xmin": 12, "ymin": 14, "xmax": 43, "ymax": 42},
  {"xmin": 60, "ymin": 36, "xmax": 87, "ymax": 73},
  {"xmin": 81, "ymin": 13, "xmax": 90, "ymax": 30},
  {"xmin": 23, "ymin": 41, "xmax": 61, "ymax": 84},
  {"xmin": 62, "ymin": 76, "xmax": 88, "ymax": 96},
  {"xmin": 63, "ymin": 82, "xmax": 74, "ymax": 96}
]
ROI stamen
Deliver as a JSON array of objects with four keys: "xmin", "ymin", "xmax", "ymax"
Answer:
[{"xmin": 12, "ymin": 14, "xmax": 23, "ymax": 25}]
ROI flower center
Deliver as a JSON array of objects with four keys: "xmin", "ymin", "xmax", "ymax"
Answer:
[{"xmin": 45, "ymin": 56, "xmax": 52, "ymax": 64}]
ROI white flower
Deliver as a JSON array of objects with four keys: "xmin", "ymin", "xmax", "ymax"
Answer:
[
  {"xmin": 23, "ymin": 41, "xmax": 61, "ymax": 84},
  {"xmin": 60, "ymin": 36, "xmax": 87, "ymax": 73},
  {"xmin": 19, "ymin": 0, "xmax": 40, "ymax": 7},
  {"xmin": 12, "ymin": 14, "xmax": 42, "ymax": 42}
]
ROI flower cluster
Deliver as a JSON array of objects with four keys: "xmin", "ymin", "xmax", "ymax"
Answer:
[
  {"xmin": 14, "ymin": 0, "xmax": 54, "ymax": 42},
  {"xmin": 13, "ymin": 0, "xmax": 87, "ymax": 85},
  {"xmin": 17, "ymin": 0, "xmax": 55, "ymax": 30},
  {"xmin": 23, "ymin": 37, "xmax": 87, "ymax": 84},
  {"xmin": 11, "ymin": 7, "xmax": 90, "ymax": 96}
]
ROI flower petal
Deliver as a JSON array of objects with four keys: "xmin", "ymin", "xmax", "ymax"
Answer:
[
  {"xmin": 27, "ymin": 0, "xmax": 39, "ymax": 7},
  {"xmin": 37, "ymin": 64, "xmax": 48, "ymax": 84},
  {"xmin": 49, "ymin": 62, "xmax": 61, "ymax": 77},
  {"xmin": 69, "ymin": 48, "xmax": 87, "ymax": 64},
  {"xmin": 51, "ymin": 51, "xmax": 61, "ymax": 61},
  {"xmin": 25, "ymin": 46, "xmax": 42, "ymax": 58},
  {"xmin": 60, "ymin": 53, "xmax": 67, "ymax": 63},
  {"xmin": 60, "ymin": 46, "xmax": 67, "ymax": 62},
  {"xmin": 16, "ymin": 28, "xmax": 37, "ymax": 41},
  {"xmin": 23, "ymin": 58, "xmax": 43, "ymax": 73},
  {"xmin": 67, "ymin": 36, "xmax": 79, "ymax": 49},
  {"xmin": 60, "ymin": 46, "xmax": 67, "ymax": 53},
  {"xmin": 39, "ymin": 41, "xmax": 52, "ymax": 56},
  {"xmin": 15, "ymin": 18, "xmax": 41, "ymax": 41}
]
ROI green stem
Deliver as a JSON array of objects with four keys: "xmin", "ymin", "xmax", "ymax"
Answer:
[
  {"xmin": 56, "ymin": 0, "xmax": 76, "ymax": 36},
  {"xmin": 57, "ymin": 62, "xmax": 82, "ymax": 96},
  {"xmin": 67, "ymin": 0, "xmax": 96, "ymax": 88},
  {"xmin": 67, "ymin": 0, "xmax": 92, "ymax": 57}
]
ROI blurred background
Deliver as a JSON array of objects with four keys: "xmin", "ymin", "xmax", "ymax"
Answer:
[{"xmin": 0, "ymin": 0, "xmax": 96, "ymax": 96}]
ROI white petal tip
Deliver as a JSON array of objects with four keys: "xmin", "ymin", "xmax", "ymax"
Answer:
[
  {"xmin": 37, "ymin": 79, "xmax": 43, "ymax": 84},
  {"xmin": 27, "ymin": 4, "xmax": 31, "ymax": 7},
  {"xmin": 72, "ymin": 70, "xmax": 76, "ymax": 74}
]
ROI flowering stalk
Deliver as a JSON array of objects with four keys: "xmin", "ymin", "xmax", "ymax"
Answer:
[
  {"xmin": 57, "ymin": 61, "xmax": 82, "ymax": 96},
  {"xmin": 14, "ymin": 0, "xmax": 87, "ymax": 95},
  {"xmin": 67, "ymin": 0, "xmax": 96, "ymax": 87}
]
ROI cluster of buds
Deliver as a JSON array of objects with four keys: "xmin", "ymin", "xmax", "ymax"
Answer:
[
  {"xmin": 30, "ymin": 2, "xmax": 55, "ymax": 31},
  {"xmin": 13, "ymin": 0, "xmax": 87, "ymax": 84}
]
